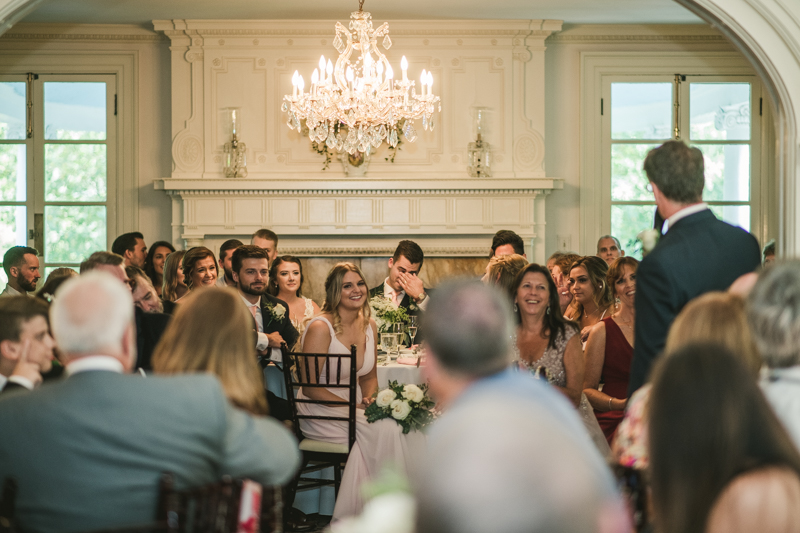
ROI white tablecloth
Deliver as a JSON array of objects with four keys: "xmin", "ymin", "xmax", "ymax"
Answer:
[{"xmin": 377, "ymin": 361, "xmax": 424, "ymax": 388}]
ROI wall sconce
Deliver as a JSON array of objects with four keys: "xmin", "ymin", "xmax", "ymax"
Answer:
[
  {"xmin": 467, "ymin": 107, "xmax": 491, "ymax": 178},
  {"xmin": 223, "ymin": 107, "xmax": 248, "ymax": 178}
]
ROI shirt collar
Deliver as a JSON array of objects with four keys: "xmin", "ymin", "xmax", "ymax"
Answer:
[
  {"xmin": 0, "ymin": 374, "xmax": 7, "ymax": 390},
  {"xmin": 383, "ymin": 278, "xmax": 404, "ymax": 297},
  {"xmin": 3, "ymin": 285, "xmax": 25, "ymax": 297},
  {"xmin": 65, "ymin": 355, "xmax": 125, "ymax": 376},
  {"xmin": 663, "ymin": 203, "xmax": 708, "ymax": 233},
  {"xmin": 239, "ymin": 293, "xmax": 261, "ymax": 309}
]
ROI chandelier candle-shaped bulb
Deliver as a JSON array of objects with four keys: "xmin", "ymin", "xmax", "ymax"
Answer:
[
  {"xmin": 427, "ymin": 71, "xmax": 433, "ymax": 92},
  {"xmin": 292, "ymin": 71, "xmax": 299, "ymax": 98},
  {"xmin": 401, "ymin": 56, "xmax": 408, "ymax": 82},
  {"xmin": 386, "ymin": 64, "xmax": 394, "ymax": 81},
  {"xmin": 297, "ymin": 75, "xmax": 305, "ymax": 96},
  {"xmin": 319, "ymin": 56, "xmax": 326, "ymax": 79},
  {"xmin": 311, "ymin": 69, "xmax": 319, "ymax": 97},
  {"xmin": 376, "ymin": 61, "xmax": 384, "ymax": 84},
  {"xmin": 420, "ymin": 69, "xmax": 427, "ymax": 97},
  {"xmin": 326, "ymin": 60, "xmax": 333, "ymax": 83}
]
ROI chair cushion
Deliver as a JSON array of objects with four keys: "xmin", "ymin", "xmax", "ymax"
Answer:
[{"xmin": 299, "ymin": 439, "xmax": 349, "ymax": 454}]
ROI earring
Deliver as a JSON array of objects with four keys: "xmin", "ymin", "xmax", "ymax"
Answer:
[
  {"xmin": 615, "ymin": 297, "xmax": 621, "ymax": 307},
  {"xmin": 514, "ymin": 302, "xmax": 518, "ymax": 313},
  {"xmin": 546, "ymin": 305, "xmax": 550, "ymax": 315}
]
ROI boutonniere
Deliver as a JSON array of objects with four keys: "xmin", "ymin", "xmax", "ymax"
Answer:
[
  {"xmin": 408, "ymin": 302, "xmax": 419, "ymax": 312},
  {"xmin": 637, "ymin": 228, "xmax": 661, "ymax": 256},
  {"xmin": 263, "ymin": 302, "xmax": 287, "ymax": 325}
]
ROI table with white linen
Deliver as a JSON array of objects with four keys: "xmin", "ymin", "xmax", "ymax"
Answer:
[{"xmin": 376, "ymin": 360, "xmax": 424, "ymax": 388}]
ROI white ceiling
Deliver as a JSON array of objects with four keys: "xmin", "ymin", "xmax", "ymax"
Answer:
[{"xmin": 21, "ymin": 0, "xmax": 704, "ymax": 26}]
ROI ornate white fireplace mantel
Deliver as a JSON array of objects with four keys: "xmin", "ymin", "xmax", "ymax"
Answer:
[{"xmin": 155, "ymin": 176, "xmax": 562, "ymax": 262}]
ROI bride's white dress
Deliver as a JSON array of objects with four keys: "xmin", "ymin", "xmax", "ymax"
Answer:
[{"xmin": 297, "ymin": 316, "xmax": 426, "ymax": 519}]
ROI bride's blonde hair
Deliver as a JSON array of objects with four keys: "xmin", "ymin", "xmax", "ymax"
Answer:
[{"xmin": 321, "ymin": 262, "xmax": 371, "ymax": 335}]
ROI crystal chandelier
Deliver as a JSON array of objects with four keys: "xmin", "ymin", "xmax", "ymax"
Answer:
[{"xmin": 281, "ymin": 0, "xmax": 441, "ymax": 155}]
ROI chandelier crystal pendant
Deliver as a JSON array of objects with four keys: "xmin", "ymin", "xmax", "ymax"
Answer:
[{"xmin": 281, "ymin": 0, "xmax": 441, "ymax": 156}]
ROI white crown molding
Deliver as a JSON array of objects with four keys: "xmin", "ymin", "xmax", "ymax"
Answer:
[
  {"xmin": 1, "ymin": 23, "xmax": 164, "ymax": 41},
  {"xmin": 279, "ymin": 245, "xmax": 489, "ymax": 257},
  {"xmin": 548, "ymin": 23, "xmax": 729, "ymax": 44}
]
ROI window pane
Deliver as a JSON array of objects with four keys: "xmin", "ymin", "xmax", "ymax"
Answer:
[
  {"xmin": 611, "ymin": 204, "xmax": 658, "ymax": 261},
  {"xmin": 45, "ymin": 144, "xmax": 107, "ymax": 202},
  {"xmin": 0, "ymin": 145, "xmax": 26, "ymax": 201},
  {"xmin": 0, "ymin": 82, "xmax": 26, "ymax": 140},
  {"xmin": 44, "ymin": 82, "xmax": 107, "ymax": 140},
  {"xmin": 611, "ymin": 83, "xmax": 672, "ymax": 140},
  {"xmin": 709, "ymin": 205, "xmax": 750, "ymax": 232},
  {"xmin": 612, "ymin": 144, "xmax": 658, "ymax": 201},
  {"xmin": 0, "ymin": 205, "xmax": 27, "ymax": 291},
  {"xmin": 690, "ymin": 83, "xmax": 751, "ymax": 141},
  {"xmin": 701, "ymin": 144, "xmax": 750, "ymax": 202},
  {"xmin": 45, "ymin": 205, "xmax": 106, "ymax": 263}
]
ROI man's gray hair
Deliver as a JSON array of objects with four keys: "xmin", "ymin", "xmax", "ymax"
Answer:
[
  {"xmin": 50, "ymin": 271, "xmax": 134, "ymax": 357},
  {"xmin": 596, "ymin": 235, "xmax": 621, "ymax": 252},
  {"xmin": 421, "ymin": 280, "xmax": 514, "ymax": 377},
  {"xmin": 747, "ymin": 261, "xmax": 800, "ymax": 368}
]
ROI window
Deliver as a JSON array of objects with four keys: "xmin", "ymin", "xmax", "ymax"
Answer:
[
  {"xmin": 581, "ymin": 52, "xmax": 772, "ymax": 260},
  {"xmin": 607, "ymin": 76, "xmax": 759, "ymax": 258},
  {"xmin": 0, "ymin": 74, "xmax": 116, "ymax": 288}
]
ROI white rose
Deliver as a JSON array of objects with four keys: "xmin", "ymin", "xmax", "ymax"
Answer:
[
  {"xmin": 401, "ymin": 384, "xmax": 424, "ymax": 403},
  {"xmin": 273, "ymin": 304, "xmax": 286, "ymax": 319},
  {"xmin": 376, "ymin": 388, "xmax": 397, "ymax": 408},
  {"xmin": 390, "ymin": 399, "xmax": 412, "ymax": 420}
]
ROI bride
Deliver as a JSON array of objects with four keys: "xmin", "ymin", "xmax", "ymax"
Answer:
[{"xmin": 297, "ymin": 262, "xmax": 426, "ymax": 519}]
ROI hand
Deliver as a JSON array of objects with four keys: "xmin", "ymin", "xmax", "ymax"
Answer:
[
  {"xmin": 580, "ymin": 326, "xmax": 592, "ymax": 343},
  {"xmin": 266, "ymin": 332, "xmax": 285, "ymax": 348},
  {"xmin": 398, "ymin": 273, "xmax": 424, "ymax": 302},
  {"xmin": 10, "ymin": 339, "xmax": 43, "ymax": 387}
]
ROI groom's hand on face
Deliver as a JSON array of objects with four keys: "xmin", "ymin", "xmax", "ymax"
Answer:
[{"xmin": 398, "ymin": 273, "xmax": 424, "ymax": 301}]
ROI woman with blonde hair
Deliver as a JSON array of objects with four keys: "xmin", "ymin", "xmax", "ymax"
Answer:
[
  {"xmin": 161, "ymin": 250, "xmax": 187, "ymax": 303},
  {"xmin": 482, "ymin": 253, "xmax": 528, "ymax": 299},
  {"xmin": 298, "ymin": 262, "xmax": 426, "ymax": 519},
  {"xmin": 152, "ymin": 287, "xmax": 267, "ymax": 415},
  {"xmin": 567, "ymin": 256, "xmax": 615, "ymax": 341}
]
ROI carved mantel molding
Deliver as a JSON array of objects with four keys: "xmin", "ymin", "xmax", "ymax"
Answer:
[{"xmin": 155, "ymin": 176, "xmax": 563, "ymax": 261}]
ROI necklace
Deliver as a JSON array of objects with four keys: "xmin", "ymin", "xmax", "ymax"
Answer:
[{"xmin": 583, "ymin": 306, "xmax": 600, "ymax": 319}]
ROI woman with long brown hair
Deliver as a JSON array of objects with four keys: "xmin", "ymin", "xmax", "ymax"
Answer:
[
  {"xmin": 567, "ymin": 256, "xmax": 615, "ymax": 342},
  {"xmin": 267, "ymin": 255, "xmax": 320, "ymax": 336},
  {"xmin": 152, "ymin": 287, "xmax": 267, "ymax": 415},
  {"xmin": 298, "ymin": 262, "xmax": 425, "ymax": 520},
  {"xmin": 161, "ymin": 250, "xmax": 187, "ymax": 303}
]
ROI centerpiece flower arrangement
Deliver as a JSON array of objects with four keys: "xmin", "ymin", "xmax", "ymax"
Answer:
[
  {"xmin": 369, "ymin": 295, "xmax": 411, "ymax": 334},
  {"xmin": 365, "ymin": 381, "xmax": 435, "ymax": 434}
]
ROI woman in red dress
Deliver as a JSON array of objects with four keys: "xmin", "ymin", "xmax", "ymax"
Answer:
[{"xmin": 583, "ymin": 256, "xmax": 639, "ymax": 444}]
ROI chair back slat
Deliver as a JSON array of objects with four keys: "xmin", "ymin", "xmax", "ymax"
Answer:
[{"xmin": 0, "ymin": 477, "xmax": 18, "ymax": 533}]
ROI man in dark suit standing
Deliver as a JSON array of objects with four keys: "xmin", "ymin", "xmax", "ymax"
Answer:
[
  {"xmin": 232, "ymin": 245, "xmax": 297, "ymax": 421},
  {"xmin": 369, "ymin": 240, "xmax": 431, "ymax": 318},
  {"xmin": 628, "ymin": 140, "xmax": 761, "ymax": 394}
]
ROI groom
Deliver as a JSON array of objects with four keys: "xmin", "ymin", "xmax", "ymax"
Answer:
[{"xmin": 369, "ymin": 240, "xmax": 431, "ymax": 318}]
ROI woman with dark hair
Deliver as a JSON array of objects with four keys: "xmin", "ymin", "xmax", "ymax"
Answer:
[
  {"xmin": 511, "ymin": 263, "xmax": 609, "ymax": 455},
  {"xmin": 176, "ymin": 247, "xmax": 217, "ymax": 302},
  {"xmin": 152, "ymin": 288, "xmax": 267, "ymax": 415},
  {"xmin": 161, "ymin": 250, "xmax": 187, "ymax": 303},
  {"xmin": 35, "ymin": 268, "xmax": 78, "ymax": 302},
  {"xmin": 649, "ymin": 343, "xmax": 800, "ymax": 533},
  {"xmin": 143, "ymin": 241, "xmax": 175, "ymax": 298},
  {"xmin": 299, "ymin": 262, "xmax": 425, "ymax": 520},
  {"xmin": 267, "ymin": 255, "xmax": 320, "ymax": 336},
  {"xmin": 583, "ymin": 256, "xmax": 639, "ymax": 444},
  {"xmin": 568, "ymin": 256, "xmax": 614, "ymax": 342},
  {"xmin": 551, "ymin": 253, "xmax": 581, "ymax": 316}
]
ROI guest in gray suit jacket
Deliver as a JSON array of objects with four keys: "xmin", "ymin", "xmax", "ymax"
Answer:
[{"xmin": 0, "ymin": 271, "xmax": 301, "ymax": 533}]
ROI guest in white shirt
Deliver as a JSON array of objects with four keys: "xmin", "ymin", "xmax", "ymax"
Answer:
[
  {"xmin": 748, "ymin": 261, "xmax": 800, "ymax": 451},
  {"xmin": 0, "ymin": 296, "xmax": 55, "ymax": 392},
  {"xmin": 216, "ymin": 239, "xmax": 243, "ymax": 288},
  {"xmin": 1, "ymin": 246, "xmax": 41, "ymax": 297},
  {"xmin": 368, "ymin": 240, "xmax": 431, "ymax": 313}
]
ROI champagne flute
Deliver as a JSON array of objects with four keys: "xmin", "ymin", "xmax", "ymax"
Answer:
[
  {"xmin": 408, "ymin": 315, "xmax": 418, "ymax": 354},
  {"xmin": 392, "ymin": 322, "xmax": 405, "ymax": 356}
]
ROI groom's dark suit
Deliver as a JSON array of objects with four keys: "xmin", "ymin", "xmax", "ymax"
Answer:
[
  {"xmin": 368, "ymin": 284, "xmax": 429, "ymax": 319},
  {"xmin": 258, "ymin": 293, "xmax": 298, "ymax": 421},
  {"xmin": 628, "ymin": 209, "xmax": 760, "ymax": 394}
]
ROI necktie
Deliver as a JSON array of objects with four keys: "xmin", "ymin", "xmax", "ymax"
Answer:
[
  {"xmin": 390, "ymin": 290, "xmax": 400, "ymax": 307},
  {"xmin": 249, "ymin": 305, "xmax": 260, "ymax": 331}
]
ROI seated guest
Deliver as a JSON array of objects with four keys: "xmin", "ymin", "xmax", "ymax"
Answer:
[
  {"xmin": 596, "ymin": 235, "xmax": 625, "ymax": 264},
  {"xmin": 762, "ymin": 239, "xmax": 776, "ymax": 266},
  {"xmin": 0, "ymin": 272, "xmax": 300, "ymax": 532},
  {"xmin": 152, "ymin": 288, "xmax": 268, "ymax": 415},
  {"xmin": 111, "ymin": 231, "xmax": 147, "ymax": 268},
  {"xmin": 1, "ymin": 246, "xmax": 40, "ymax": 297},
  {"xmin": 176, "ymin": 246, "xmax": 218, "ymax": 302},
  {"xmin": 583, "ymin": 257, "xmax": 639, "ymax": 444},
  {"xmin": 217, "ymin": 239, "xmax": 243, "ymax": 288},
  {"xmin": 748, "ymin": 261, "xmax": 800, "ymax": 450},
  {"xmin": 648, "ymin": 343, "xmax": 800, "ymax": 533},
  {"xmin": 0, "ymin": 297, "xmax": 55, "ymax": 392},
  {"xmin": 490, "ymin": 229, "xmax": 526, "ymax": 258},
  {"xmin": 162, "ymin": 250, "xmax": 187, "ymax": 302},
  {"xmin": 251, "ymin": 228, "xmax": 279, "ymax": 264},
  {"xmin": 546, "ymin": 251, "xmax": 564, "ymax": 272},
  {"xmin": 300, "ymin": 263, "xmax": 426, "ymax": 519},
  {"xmin": 126, "ymin": 266, "xmax": 166, "ymax": 314},
  {"xmin": 551, "ymin": 252, "xmax": 581, "ymax": 316},
  {"xmin": 567, "ymin": 256, "xmax": 614, "ymax": 342},
  {"xmin": 35, "ymin": 267, "xmax": 77, "ymax": 302},
  {"xmin": 511, "ymin": 263, "xmax": 609, "ymax": 455},
  {"xmin": 143, "ymin": 241, "xmax": 175, "ymax": 297},
  {"xmin": 415, "ymin": 281, "xmax": 625, "ymax": 533},
  {"xmin": 369, "ymin": 240, "xmax": 431, "ymax": 315},
  {"xmin": 614, "ymin": 291, "xmax": 760, "ymax": 471},
  {"xmin": 82, "ymin": 252, "xmax": 171, "ymax": 371},
  {"xmin": 268, "ymin": 255, "xmax": 320, "ymax": 336},
  {"xmin": 481, "ymin": 253, "xmax": 527, "ymax": 298}
]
